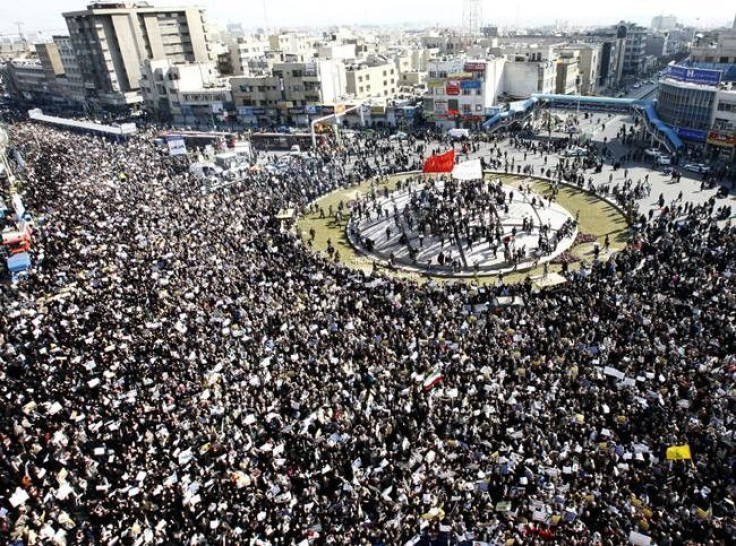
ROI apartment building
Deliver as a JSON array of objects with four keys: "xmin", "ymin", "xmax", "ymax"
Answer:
[
  {"xmin": 140, "ymin": 58, "xmax": 231, "ymax": 127},
  {"xmin": 346, "ymin": 60, "xmax": 397, "ymax": 100},
  {"xmin": 63, "ymin": 1, "xmax": 212, "ymax": 109},
  {"xmin": 424, "ymin": 58, "xmax": 505, "ymax": 129}
]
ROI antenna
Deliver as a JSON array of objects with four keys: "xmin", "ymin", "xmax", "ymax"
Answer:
[{"xmin": 461, "ymin": 0, "xmax": 482, "ymax": 48}]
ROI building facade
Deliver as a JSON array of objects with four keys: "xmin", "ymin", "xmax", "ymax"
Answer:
[
  {"xmin": 63, "ymin": 1, "xmax": 212, "ymax": 109},
  {"xmin": 140, "ymin": 59, "xmax": 231, "ymax": 127},
  {"xmin": 424, "ymin": 58, "xmax": 505, "ymax": 129},
  {"xmin": 346, "ymin": 61, "xmax": 397, "ymax": 100}
]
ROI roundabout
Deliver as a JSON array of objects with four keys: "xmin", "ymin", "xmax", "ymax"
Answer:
[
  {"xmin": 347, "ymin": 174, "xmax": 578, "ymax": 277},
  {"xmin": 298, "ymin": 172, "xmax": 629, "ymax": 284}
]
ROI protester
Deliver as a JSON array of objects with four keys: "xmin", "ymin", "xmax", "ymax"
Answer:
[{"xmin": 0, "ymin": 120, "xmax": 734, "ymax": 546}]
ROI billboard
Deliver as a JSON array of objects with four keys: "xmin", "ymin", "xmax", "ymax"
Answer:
[
  {"xmin": 427, "ymin": 79, "xmax": 445, "ymax": 88},
  {"xmin": 305, "ymin": 105, "xmax": 322, "ymax": 115},
  {"xmin": 238, "ymin": 107, "xmax": 254, "ymax": 116},
  {"xmin": 666, "ymin": 65, "xmax": 722, "ymax": 87},
  {"xmin": 707, "ymin": 131, "xmax": 736, "ymax": 148},
  {"xmin": 446, "ymin": 81, "xmax": 460, "ymax": 95},
  {"xmin": 211, "ymin": 102, "xmax": 224, "ymax": 114}
]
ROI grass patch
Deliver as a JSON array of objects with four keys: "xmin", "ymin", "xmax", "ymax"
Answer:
[{"xmin": 297, "ymin": 173, "xmax": 629, "ymax": 285}]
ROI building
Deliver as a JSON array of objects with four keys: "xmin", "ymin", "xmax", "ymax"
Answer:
[
  {"xmin": 4, "ymin": 59, "xmax": 59, "ymax": 104},
  {"xmin": 424, "ymin": 58, "xmax": 505, "ymax": 129},
  {"xmin": 268, "ymin": 32, "xmax": 314, "ymax": 57},
  {"xmin": 645, "ymin": 33, "xmax": 668, "ymax": 58},
  {"xmin": 554, "ymin": 51, "xmax": 581, "ymax": 95},
  {"xmin": 317, "ymin": 43, "xmax": 356, "ymax": 61},
  {"xmin": 558, "ymin": 44, "xmax": 600, "ymax": 95},
  {"xmin": 53, "ymin": 35, "xmax": 86, "ymax": 105},
  {"xmin": 690, "ymin": 29, "xmax": 736, "ymax": 63},
  {"xmin": 140, "ymin": 59, "xmax": 231, "ymax": 127},
  {"xmin": 63, "ymin": 1, "xmax": 212, "ymax": 110},
  {"xmin": 651, "ymin": 16, "xmax": 677, "ymax": 32},
  {"xmin": 617, "ymin": 22, "xmax": 648, "ymax": 76},
  {"xmin": 346, "ymin": 60, "xmax": 397, "ymax": 100},
  {"xmin": 231, "ymin": 75, "xmax": 283, "ymax": 125},
  {"xmin": 226, "ymin": 35, "xmax": 269, "ymax": 76},
  {"xmin": 501, "ymin": 54, "xmax": 556, "ymax": 100}
]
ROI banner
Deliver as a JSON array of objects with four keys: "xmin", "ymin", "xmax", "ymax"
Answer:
[
  {"xmin": 166, "ymin": 136, "xmax": 187, "ymax": 156},
  {"xmin": 238, "ymin": 107, "xmax": 254, "ymax": 116},
  {"xmin": 460, "ymin": 79, "xmax": 482, "ymax": 90},
  {"xmin": 452, "ymin": 159, "xmax": 483, "ymax": 181},
  {"xmin": 423, "ymin": 149, "xmax": 455, "ymax": 174},
  {"xmin": 211, "ymin": 102, "xmax": 224, "ymax": 114},
  {"xmin": 446, "ymin": 82, "xmax": 460, "ymax": 96}
]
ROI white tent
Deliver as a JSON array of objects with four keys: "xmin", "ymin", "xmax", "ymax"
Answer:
[{"xmin": 452, "ymin": 159, "xmax": 483, "ymax": 181}]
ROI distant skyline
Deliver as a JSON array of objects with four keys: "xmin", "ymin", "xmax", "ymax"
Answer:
[{"xmin": 0, "ymin": 0, "xmax": 732, "ymax": 38}]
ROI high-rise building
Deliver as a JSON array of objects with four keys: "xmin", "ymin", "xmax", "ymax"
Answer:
[
  {"xmin": 651, "ymin": 15, "xmax": 677, "ymax": 32},
  {"xmin": 63, "ymin": 1, "xmax": 212, "ymax": 109},
  {"xmin": 617, "ymin": 22, "xmax": 647, "ymax": 76}
]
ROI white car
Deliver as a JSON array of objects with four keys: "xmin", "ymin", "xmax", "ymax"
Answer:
[
  {"xmin": 633, "ymin": 82, "xmax": 642, "ymax": 89},
  {"xmin": 682, "ymin": 163, "xmax": 710, "ymax": 174},
  {"xmin": 389, "ymin": 131, "xmax": 409, "ymax": 141},
  {"xmin": 563, "ymin": 147, "xmax": 587, "ymax": 157},
  {"xmin": 656, "ymin": 155, "xmax": 672, "ymax": 166}
]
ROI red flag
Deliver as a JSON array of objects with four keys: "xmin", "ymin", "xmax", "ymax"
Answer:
[{"xmin": 423, "ymin": 149, "xmax": 455, "ymax": 173}]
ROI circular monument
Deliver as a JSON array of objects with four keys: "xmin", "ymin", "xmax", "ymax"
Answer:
[{"xmin": 347, "ymin": 174, "xmax": 578, "ymax": 277}]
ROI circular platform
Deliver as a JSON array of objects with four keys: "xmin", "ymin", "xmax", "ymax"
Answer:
[{"xmin": 347, "ymin": 176, "xmax": 578, "ymax": 277}]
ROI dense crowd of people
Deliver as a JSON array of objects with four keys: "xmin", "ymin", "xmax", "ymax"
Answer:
[{"xmin": 0, "ymin": 120, "xmax": 735, "ymax": 546}]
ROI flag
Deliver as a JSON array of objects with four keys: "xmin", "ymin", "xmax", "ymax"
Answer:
[
  {"xmin": 423, "ymin": 149, "xmax": 455, "ymax": 173},
  {"xmin": 666, "ymin": 444, "xmax": 692, "ymax": 460},
  {"xmin": 423, "ymin": 370, "xmax": 444, "ymax": 391}
]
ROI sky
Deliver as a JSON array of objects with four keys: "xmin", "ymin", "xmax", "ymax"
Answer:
[{"xmin": 1, "ymin": 0, "xmax": 733, "ymax": 38}]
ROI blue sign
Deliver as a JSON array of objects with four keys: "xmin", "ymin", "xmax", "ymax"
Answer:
[
  {"xmin": 238, "ymin": 107, "xmax": 254, "ymax": 116},
  {"xmin": 460, "ymin": 79, "xmax": 482, "ymax": 90},
  {"xmin": 666, "ymin": 65, "xmax": 722, "ymax": 87},
  {"xmin": 675, "ymin": 127, "xmax": 708, "ymax": 142}
]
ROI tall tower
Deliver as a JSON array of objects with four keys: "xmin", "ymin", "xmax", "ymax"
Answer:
[{"xmin": 462, "ymin": 0, "xmax": 483, "ymax": 47}]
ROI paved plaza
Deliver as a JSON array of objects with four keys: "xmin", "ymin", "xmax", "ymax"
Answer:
[{"xmin": 348, "ymin": 177, "xmax": 576, "ymax": 276}]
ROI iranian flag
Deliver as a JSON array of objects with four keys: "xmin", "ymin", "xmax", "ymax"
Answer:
[{"xmin": 423, "ymin": 370, "xmax": 444, "ymax": 391}]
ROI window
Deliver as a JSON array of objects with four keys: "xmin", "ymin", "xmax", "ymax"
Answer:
[
  {"xmin": 462, "ymin": 89, "xmax": 471, "ymax": 96},
  {"xmin": 475, "ymin": 104, "xmax": 482, "ymax": 112},
  {"xmin": 462, "ymin": 104, "xmax": 472, "ymax": 113}
]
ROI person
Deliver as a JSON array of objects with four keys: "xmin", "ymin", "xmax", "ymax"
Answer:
[{"xmin": 0, "ymin": 118, "xmax": 734, "ymax": 546}]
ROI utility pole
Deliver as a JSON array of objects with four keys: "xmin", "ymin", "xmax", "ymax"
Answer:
[{"xmin": 461, "ymin": 0, "xmax": 482, "ymax": 49}]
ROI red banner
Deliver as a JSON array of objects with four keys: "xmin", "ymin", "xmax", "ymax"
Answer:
[{"xmin": 423, "ymin": 149, "xmax": 455, "ymax": 173}]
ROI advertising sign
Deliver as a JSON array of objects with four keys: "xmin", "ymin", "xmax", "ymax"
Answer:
[
  {"xmin": 427, "ymin": 79, "xmax": 445, "ymax": 88},
  {"xmin": 464, "ymin": 62, "xmax": 486, "ymax": 72},
  {"xmin": 288, "ymin": 107, "xmax": 305, "ymax": 115},
  {"xmin": 447, "ymin": 72, "xmax": 473, "ymax": 80},
  {"xmin": 238, "ymin": 107, "xmax": 254, "ymax": 117},
  {"xmin": 446, "ymin": 81, "xmax": 460, "ymax": 96},
  {"xmin": 370, "ymin": 106, "xmax": 386, "ymax": 115},
  {"xmin": 707, "ymin": 131, "xmax": 736, "ymax": 148},
  {"xmin": 305, "ymin": 105, "xmax": 322, "ymax": 115},
  {"xmin": 666, "ymin": 65, "xmax": 722, "ymax": 87},
  {"xmin": 211, "ymin": 102, "xmax": 224, "ymax": 114},
  {"xmin": 460, "ymin": 79, "xmax": 482, "ymax": 90},
  {"xmin": 322, "ymin": 105, "xmax": 335, "ymax": 115}
]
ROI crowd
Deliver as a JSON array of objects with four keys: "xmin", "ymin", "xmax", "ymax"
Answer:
[{"xmin": 0, "ymin": 120, "xmax": 735, "ymax": 546}]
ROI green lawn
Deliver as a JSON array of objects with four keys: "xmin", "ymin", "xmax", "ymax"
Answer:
[{"xmin": 297, "ymin": 173, "xmax": 629, "ymax": 286}]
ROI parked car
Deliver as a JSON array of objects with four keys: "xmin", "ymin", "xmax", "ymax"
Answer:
[
  {"xmin": 656, "ymin": 155, "xmax": 672, "ymax": 167},
  {"xmin": 633, "ymin": 82, "xmax": 642, "ymax": 89},
  {"xmin": 682, "ymin": 163, "xmax": 710, "ymax": 174}
]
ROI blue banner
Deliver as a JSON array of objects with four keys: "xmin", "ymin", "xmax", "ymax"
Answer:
[
  {"xmin": 666, "ymin": 65, "xmax": 722, "ymax": 86},
  {"xmin": 460, "ymin": 79, "xmax": 482, "ymax": 90},
  {"xmin": 675, "ymin": 127, "xmax": 708, "ymax": 142}
]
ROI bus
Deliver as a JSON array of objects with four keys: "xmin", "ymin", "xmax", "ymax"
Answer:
[{"xmin": 250, "ymin": 132, "xmax": 328, "ymax": 152}]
